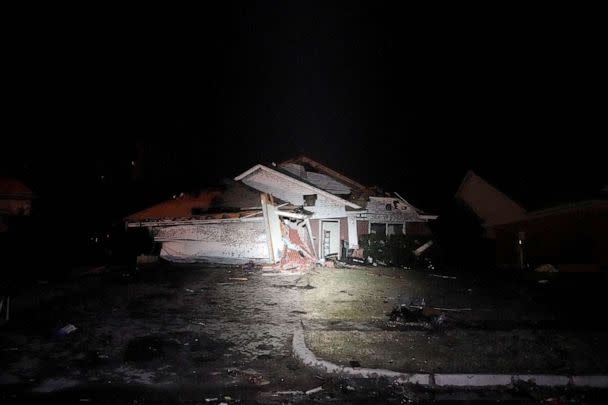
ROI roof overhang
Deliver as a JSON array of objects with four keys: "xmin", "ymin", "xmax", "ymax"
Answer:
[
  {"xmin": 126, "ymin": 215, "xmax": 264, "ymax": 228},
  {"xmin": 486, "ymin": 199, "xmax": 608, "ymax": 228},
  {"xmin": 234, "ymin": 164, "xmax": 361, "ymax": 209}
]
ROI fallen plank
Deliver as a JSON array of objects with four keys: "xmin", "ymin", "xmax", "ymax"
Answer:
[
  {"xmin": 276, "ymin": 390, "xmax": 304, "ymax": 396},
  {"xmin": 428, "ymin": 273, "xmax": 457, "ymax": 279},
  {"xmin": 409, "ymin": 305, "xmax": 472, "ymax": 312},
  {"xmin": 305, "ymin": 386, "xmax": 323, "ymax": 395},
  {"xmin": 432, "ymin": 307, "xmax": 472, "ymax": 312}
]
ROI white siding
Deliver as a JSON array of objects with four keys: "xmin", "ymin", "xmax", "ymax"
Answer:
[
  {"xmin": 155, "ymin": 221, "xmax": 270, "ymax": 264},
  {"xmin": 241, "ymin": 169, "xmax": 346, "ymax": 219},
  {"xmin": 366, "ymin": 197, "xmax": 421, "ymax": 223},
  {"xmin": 347, "ymin": 216, "xmax": 358, "ymax": 247}
]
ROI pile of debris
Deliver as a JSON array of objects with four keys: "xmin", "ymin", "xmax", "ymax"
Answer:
[
  {"xmin": 388, "ymin": 300, "xmax": 448, "ymax": 330},
  {"xmin": 270, "ymin": 226, "xmax": 316, "ymax": 272}
]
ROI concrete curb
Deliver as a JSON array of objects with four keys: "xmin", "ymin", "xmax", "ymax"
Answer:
[{"xmin": 292, "ymin": 322, "xmax": 608, "ymax": 388}]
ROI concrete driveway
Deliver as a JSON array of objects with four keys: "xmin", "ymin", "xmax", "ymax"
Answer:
[
  {"xmin": 1, "ymin": 265, "xmax": 326, "ymax": 402},
  {"xmin": 1, "ymin": 264, "xmax": 607, "ymax": 403}
]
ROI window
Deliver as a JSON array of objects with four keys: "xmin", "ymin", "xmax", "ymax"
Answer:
[
  {"xmin": 370, "ymin": 223, "xmax": 386, "ymax": 235},
  {"xmin": 387, "ymin": 224, "xmax": 404, "ymax": 236},
  {"xmin": 303, "ymin": 194, "xmax": 317, "ymax": 206}
]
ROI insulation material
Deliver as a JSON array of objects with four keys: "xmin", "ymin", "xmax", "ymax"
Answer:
[
  {"xmin": 264, "ymin": 199, "xmax": 284, "ymax": 262},
  {"xmin": 270, "ymin": 222, "xmax": 316, "ymax": 272}
]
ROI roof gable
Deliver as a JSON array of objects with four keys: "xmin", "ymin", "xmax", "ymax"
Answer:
[
  {"xmin": 280, "ymin": 155, "xmax": 367, "ymax": 192},
  {"xmin": 455, "ymin": 170, "xmax": 527, "ymax": 226},
  {"xmin": 126, "ymin": 190, "xmax": 222, "ymax": 221},
  {"xmin": 234, "ymin": 164, "xmax": 361, "ymax": 209},
  {"xmin": 0, "ymin": 177, "xmax": 33, "ymax": 197}
]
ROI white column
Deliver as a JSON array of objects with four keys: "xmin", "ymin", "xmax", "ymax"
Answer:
[{"xmin": 347, "ymin": 216, "xmax": 358, "ymax": 248}]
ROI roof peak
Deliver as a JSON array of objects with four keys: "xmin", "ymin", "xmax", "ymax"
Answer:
[{"xmin": 279, "ymin": 155, "xmax": 367, "ymax": 191}]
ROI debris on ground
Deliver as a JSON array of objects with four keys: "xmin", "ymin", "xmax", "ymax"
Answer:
[
  {"xmin": 423, "ymin": 257, "xmax": 435, "ymax": 270},
  {"xmin": 535, "ymin": 264, "xmax": 558, "ymax": 273},
  {"xmin": 348, "ymin": 248, "xmax": 365, "ymax": 260},
  {"xmin": 305, "ymin": 386, "xmax": 323, "ymax": 395},
  {"xmin": 389, "ymin": 303, "xmax": 453, "ymax": 329},
  {"xmin": 428, "ymin": 273, "xmax": 457, "ymax": 279},
  {"xmin": 242, "ymin": 261, "xmax": 255, "ymax": 271},
  {"xmin": 422, "ymin": 307, "xmax": 441, "ymax": 317},
  {"xmin": 55, "ymin": 324, "xmax": 78, "ymax": 336},
  {"xmin": 241, "ymin": 369, "xmax": 270, "ymax": 386},
  {"xmin": 276, "ymin": 390, "xmax": 304, "ymax": 396},
  {"xmin": 428, "ymin": 307, "xmax": 471, "ymax": 312},
  {"xmin": 433, "ymin": 313, "xmax": 447, "ymax": 326},
  {"xmin": 324, "ymin": 260, "xmax": 335, "ymax": 268},
  {"xmin": 413, "ymin": 240, "xmax": 434, "ymax": 257},
  {"xmin": 390, "ymin": 305, "xmax": 426, "ymax": 323},
  {"xmin": 334, "ymin": 261, "xmax": 358, "ymax": 269},
  {"xmin": 538, "ymin": 279, "xmax": 549, "ymax": 284},
  {"xmin": 228, "ymin": 277, "xmax": 248, "ymax": 281}
]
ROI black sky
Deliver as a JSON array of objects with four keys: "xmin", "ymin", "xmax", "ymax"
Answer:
[{"xmin": 4, "ymin": 3, "xmax": 606, "ymax": 218}]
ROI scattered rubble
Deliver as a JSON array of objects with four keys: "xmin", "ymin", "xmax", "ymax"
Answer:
[
  {"xmin": 389, "ymin": 302, "xmax": 453, "ymax": 329},
  {"xmin": 276, "ymin": 390, "xmax": 304, "ymax": 396},
  {"xmin": 305, "ymin": 386, "xmax": 323, "ymax": 395},
  {"xmin": 55, "ymin": 324, "xmax": 78, "ymax": 336},
  {"xmin": 429, "ymin": 273, "xmax": 457, "ymax": 280},
  {"xmin": 269, "ymin": 225, "xmax": 316, "ymax": 272},
  {"xmin": 242, "ymin": 261, "xmax": 255, "ymax": 271},
  {"xmin": 535, "ymin": 264, "xmax": 558, "ymax": 273}
]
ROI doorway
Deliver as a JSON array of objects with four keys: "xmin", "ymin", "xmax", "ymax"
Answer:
[{"xmin": 321, "ymin": 220, "xmax": 340, "ymax": 259}]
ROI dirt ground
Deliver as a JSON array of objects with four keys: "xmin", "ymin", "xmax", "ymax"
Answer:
[{"xmin": 1, "ymin": 263, "xmax": 607, "ymax": 403}]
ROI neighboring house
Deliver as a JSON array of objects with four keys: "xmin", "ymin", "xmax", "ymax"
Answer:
[
  {"xmin": 0, "ymin": 178, "xmax": 33, "ymax": 232},
  {"xmin": 456, "ymin": 171, "xmax": 608, "ymax": 272},
  {"xmin": 126, "ymin": 156, "xmax": 436, "ymax": 266}
]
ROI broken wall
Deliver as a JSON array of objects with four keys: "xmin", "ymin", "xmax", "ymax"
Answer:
[
  {"xmin": 155, "ymin": 220, "xmax": 270, "ymax": 264},
  {"xmin": 366, "ymin": 197, "xmax": 421, "ymax": 223}
]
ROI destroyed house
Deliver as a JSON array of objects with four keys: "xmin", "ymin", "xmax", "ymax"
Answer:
[{"xmin": 126, "ymin": 157, "xmax": 436, "ymax": 268}]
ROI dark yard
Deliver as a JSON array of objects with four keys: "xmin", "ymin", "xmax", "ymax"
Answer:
[
  {"xmin": 2, "ymin": 2, "xmax": 607, "ymax": 404},
  {"xmin": 2, "ymin": 264, "xmax": 608, "ymax": 403}
]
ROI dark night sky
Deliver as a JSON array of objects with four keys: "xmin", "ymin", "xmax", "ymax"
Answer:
[{"xmin": 4, "ymin": 4, "xmax": 606, "ymax": 221}]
